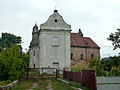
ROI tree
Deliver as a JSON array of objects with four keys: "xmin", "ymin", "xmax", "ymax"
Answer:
[
  {"xmin": 89, "ymin": 59, "xmax": 104, "ymax": 76},
  {"xmin": 101, "ymin": 56, "xmax": 120, "ymax": 76},
  {"xmin": 0, "ymin": 45, "xmax": 27, "ymax": 81},
  {"xmin": 107, "ymin": 29, "xmax": 120, "ymax": 50},
  {"xmin": 101, "ymin": 56, "xmax": 120, "ymax": 71},
  {"xmin": 0, "ymin": 33, "xmax": 22, "ymax": 52},
  {"xmin": 0, "ymin": 33, "xmax": 29, "ymax": 81}
]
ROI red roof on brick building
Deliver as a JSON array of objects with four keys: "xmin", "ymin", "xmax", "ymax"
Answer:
[{"xmin": 71, "ymin": 33, "xmax": 100, "ymax": 48}]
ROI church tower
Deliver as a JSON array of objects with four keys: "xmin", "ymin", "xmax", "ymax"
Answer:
[
  {"xmin": 29, "ymin": 24, "xmax": 39, "ymax": 68},
  {"xmin": 29, "ymin": 10, "xmax": 71, "ymax": 73}
]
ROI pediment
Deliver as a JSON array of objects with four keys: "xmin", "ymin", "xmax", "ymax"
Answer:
[{"xmin": 40, "ymin": 10, "xmax": 71, "ymax": 30}]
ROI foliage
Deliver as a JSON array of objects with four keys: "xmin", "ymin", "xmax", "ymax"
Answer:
[
  {"xmin": 70, "ymin": 59, "xmax": 103, "ymax": 75},
  {"xmin": 0, "ymin": 80, "xmax": 11, "ymax": 86},
  {"xmin": 89, "ymin": 59, "xmax": 104, "ymax": 76},
  {"xmin": 0, "ymin": 33, "xmax": 29, "ymax": 81},
  {"xmin": 70, "ymin": 64, "xmax": 90, "ymax": 72},
  {"xmin": 101, "ymin": 56, "xmax": 120, "ymax": 71},
  {"xmin": 0, "ymin": 33, "xmax": 22, "ymax": 52},
  {"xmin": 0, "ymin": 45, "xmax": 28, "ymax": 81},
  {"xmin": 107, "ymin": 29, "xmax": 120, "ymax": 50},
  {"xmin": 110, "ymin": 66, "xmax": 120, "ymax": 76},
  {"xmin": 100, "ymin": 56, "xmax": 120, "ymax": 76},
  {"xmin": 70, "ymin": 56, "xmax": 120, "ymax": 76}
]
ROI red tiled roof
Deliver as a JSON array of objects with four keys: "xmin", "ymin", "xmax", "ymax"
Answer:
[{"xmin": 71, "ymin": 33, "xmax": 100, "ymax": 48}]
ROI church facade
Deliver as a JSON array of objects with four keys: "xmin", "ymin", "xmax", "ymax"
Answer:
[
  {"xmin": 29, "ymin": 10, "xmax": 100, "ymax": 73},
  {"xmin": 29, "ymin": 10, "xmax": 71, "ymax": 73}
]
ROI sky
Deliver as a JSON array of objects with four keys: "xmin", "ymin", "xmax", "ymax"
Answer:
[{"xmin": 0, "ymin": 0, "xmax": 120, "ymax": 58}]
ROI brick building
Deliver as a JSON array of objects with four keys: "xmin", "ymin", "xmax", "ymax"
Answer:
[{"xmin": 71, "ymin": 29, "xmax": 100, "ymax": 65}]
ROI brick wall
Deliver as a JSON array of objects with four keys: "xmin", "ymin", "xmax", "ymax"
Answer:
[{"xmin": 71, "ymin": 47, "xmax": 100, "ymax": 65}]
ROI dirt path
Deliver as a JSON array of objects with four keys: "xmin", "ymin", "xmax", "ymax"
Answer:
[
  {"xmin": 47, "ymin": 83, "xmax": 53, "ymax": 90},
  {"xmin": 29, "ymin": 82, "xmax": 39, "ymax": 90},
  {"xmin": 46, "ymin": 79, "xmax": 53, "ymax": 90},
  {"xmin": 29, "ymin": 74, "xmax": 40, "ymax": 90}
]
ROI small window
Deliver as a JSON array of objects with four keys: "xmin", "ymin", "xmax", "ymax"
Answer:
[
  {"xmin": 91, "ymin": 54, "xmax": 94, "ymax": 59},
  {"xmin": 34, "ymin": 50, "xmax": 35, "ymax": 56},
  {"xmin": 34, "ymin": 64, "xmax": 35, "ymax": 69},
  {"xmin": 80, "ymin": 54, "xmax": 84, "ymax": 60},
  {"xmin": 53, "ymin": 62, "xmax": 59, "ymax": 64},
  {"xmin": 54, "ymin": 19, "xmax": 58, "ymax": 23},
  {"xmin": 71, "ymin": 53, "xmax": 73, "ymax": 59}
]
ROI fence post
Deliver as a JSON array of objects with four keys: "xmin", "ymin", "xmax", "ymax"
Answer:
[
  {"xmin": 81, "ymin": 70, "xmax": 97, "ymax": 90},
  {"xmin": 56, "ymin": 69, "xmax": 58, "ymax": 78},
  {"xmin": 63, "ymin": 70, "xmax": 65, "ymax": 79},
  {"xmin": 26, "ymin": 68, "xmax": 29, "ymax": 80}
]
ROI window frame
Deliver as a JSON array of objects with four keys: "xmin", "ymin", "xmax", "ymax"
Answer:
[{"xmin": 80, "ymin": 54, "xmax": 84, "ymax": 60}]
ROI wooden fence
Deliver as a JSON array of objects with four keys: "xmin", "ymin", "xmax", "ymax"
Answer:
[{"xmin": 63, "ymin": 70, "xmax": 97, "ymax": 90}]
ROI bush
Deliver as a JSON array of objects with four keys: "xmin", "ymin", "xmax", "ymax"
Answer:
[
  {"xmin": 0, "ymin": 45, "xmax": 28, "ymax": 81},
  {"xmin": 70, "ymin": 64, "xmax": 90, "ymax": 72}
]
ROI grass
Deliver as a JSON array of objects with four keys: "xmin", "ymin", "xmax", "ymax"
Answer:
[
  {"xmin": 52, "ymin": 79, "xmax": 75, "ymax": 90},
  {"xmin": 52, "ymin": 79, "xmax": 91, "ymax": 90},
  {"xmin": 69, "ymin": 81, "xmax": 91, "ymax": 90},
  {"xmin": 11, "ymin": 80, "xmax": 33, "ymax": 90},
  {"xmin": 38, "ymin": 78, "xmax": 48, "ymax": 90},
  {"xmin": 0, "ymin": 81, "xmax": 7, "ymax": 86},
  {"xmin": 0, "ymin": 80, "xmax": 11, "ymax": 86},
  {"xmin": 11, "ymin": 77, "xmax": 90, "ymax": 90}
]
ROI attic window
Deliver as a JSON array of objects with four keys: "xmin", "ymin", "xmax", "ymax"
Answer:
[{"xmin": 54, "ymin": 19, "xmax": 58, "ymax": 23}]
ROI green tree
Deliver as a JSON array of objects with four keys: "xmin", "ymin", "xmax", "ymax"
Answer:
[
  {"xmin": 89, "ymin": 59, "xmax": 104, "ymax": 76},
  {"xmin": 107, "ymin": 29, "xmax": 120, "ymax": 50},
  {"xmin": 0, "ymin": 33, "xmax": 22, "ymax": 52},
  {"xmin": 100, "ymin": 56, "xmax": 120, "ymax": 76},
  {"xmin": 0, "ymin": 33, "xmax": 29, "ymax": 81},
  {"xmin": 101, "ymin": 56, "xmax": 120, "ymax": 71},
  {"xmin": 0, "ymin": 45, "xmax": 27, "ymax": 81}
]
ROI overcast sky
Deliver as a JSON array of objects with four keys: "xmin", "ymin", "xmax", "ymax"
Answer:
[{"xmin": 0, "ymin": 0, "xmax": 120, "ymax": 58}]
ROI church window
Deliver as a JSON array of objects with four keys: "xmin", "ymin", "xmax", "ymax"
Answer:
[
  {"xmin": 80, "ymin": 54, "xmax": 84, "ymax": 60},
  {"xmin": 34, "ymin": 64, "xmax": 35, "ymax": 69},
  {"xmin": 54, "ymin": 19, "xmax": 58, "ymax": 23},
  {"xmin": 71, "ymin": 53, "xmax": 73, "ymax": 59},
  {"xmin": 91, "ymin": 54, "xmax": 94, "ymax": 59},
  {"xmin": 34, "ymin": 50, "xmax": 35, "ymax": 56}
]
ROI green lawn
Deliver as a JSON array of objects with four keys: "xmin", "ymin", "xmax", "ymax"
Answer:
[
  {"xmin": 52, "ymin": 79, "xmax": 75, "ymax": 90},
  {"xmin": 11, "ymin": 80, "xmax": 33, "ymax": 90}
]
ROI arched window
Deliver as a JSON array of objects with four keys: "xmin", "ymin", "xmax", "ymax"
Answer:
[
  {"xmin": 34, "ymin": 64, "xmax": 35, "ymax": 69},
  {"xmin": 91, "ymin": 54, "xmax": 94, "ymax": 59},
  {"xmin": 71, "ymin": 53, "xmax": 73, "ymax": 60},
  {"xmin": 80, "ymin": 54, "xmax": 84, "ymax": 60},
  {"xmin": 34, "ymin": 50, "xmax": 35, "ymax": 56}
]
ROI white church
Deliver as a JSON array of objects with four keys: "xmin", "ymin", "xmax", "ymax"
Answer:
[{"xmin": 29, "ymin": 10, "xmax": 71, "ymax": 73}]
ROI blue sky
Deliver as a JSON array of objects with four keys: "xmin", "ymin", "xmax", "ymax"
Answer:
[{"xmin": 0, "ymin": 0, "xmax": 119, "ymax": 58}]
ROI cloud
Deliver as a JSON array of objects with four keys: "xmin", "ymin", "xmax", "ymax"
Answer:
[{"xmin": 0, "ymin": 0, "xmax": 120, "ymax": 56}]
